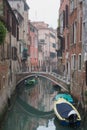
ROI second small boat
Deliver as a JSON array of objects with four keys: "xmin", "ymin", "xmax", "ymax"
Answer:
[{"xmin": 54, "ymin": 93, "xmax": 74, "ymax": 103}]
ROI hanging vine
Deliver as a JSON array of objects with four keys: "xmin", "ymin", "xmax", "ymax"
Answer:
[{"xmin": 0, "ymin": 21, "xmax": 6, "ymax": 45}]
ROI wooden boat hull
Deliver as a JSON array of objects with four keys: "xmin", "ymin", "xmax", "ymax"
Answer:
[{"xmin": 54, "ymin": 98, "xmax": 81, "ymax": 126}]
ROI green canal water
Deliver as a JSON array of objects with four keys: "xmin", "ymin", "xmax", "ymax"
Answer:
[{"xmin": 1, "ymin": 76, "xmax": 87, "ymax": 130}]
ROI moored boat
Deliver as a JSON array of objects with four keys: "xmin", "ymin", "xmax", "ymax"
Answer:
[
  {"xmin": 24, "ymin": 79, "xmax": 36, "ymax": 86},
  {"xmin": 54, "ymin": 93, "xmax": 74, "ymax": 103},
  {"xmin": 54, "ymin": 98, "xmax": 81, "ymax": 126}
]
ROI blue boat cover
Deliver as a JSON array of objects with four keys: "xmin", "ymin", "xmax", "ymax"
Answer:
[{"xmin": 56, "ymin": 103, "xmax": 73, "ymax": 118}]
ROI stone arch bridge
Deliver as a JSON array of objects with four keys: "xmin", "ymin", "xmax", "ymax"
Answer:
[{"xmin": 16, "ymin": 72, "xmax": 70, "ymax": 92}]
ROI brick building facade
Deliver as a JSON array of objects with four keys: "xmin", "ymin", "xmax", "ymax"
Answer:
[
  {"xmin": 57, "ymin": 0, "xmax": 87, "ymax": 106},
  {"xmin": 0, "ymin": 0, "xmax": 19, "ymax": 116}
]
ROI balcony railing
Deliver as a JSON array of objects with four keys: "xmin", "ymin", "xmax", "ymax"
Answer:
[
  {"xmin": 21, "ymin": 48, "xmax": 28, "ymax": 61},
  {"xmin": 57, "ymin": 27, "xmax": 63, "ymax": 39}
]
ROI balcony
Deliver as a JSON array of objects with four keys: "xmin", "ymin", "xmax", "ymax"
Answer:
[
  {"xmin": 57, "ymin": 27, "xmax": 63, "ymax": 39},
  {"xmin": 21, "ymin": 48, "xmax": 28, "ymax": 61}
]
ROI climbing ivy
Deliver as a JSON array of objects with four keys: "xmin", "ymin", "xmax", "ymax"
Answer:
[{"xmin": 0, "ymin": 21, "xmax": 6, "ymax": 45}]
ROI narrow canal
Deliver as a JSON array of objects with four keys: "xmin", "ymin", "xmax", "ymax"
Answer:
[{"xmin": 1, "ymin": 76, "xmax": 87, "ymax": 130}]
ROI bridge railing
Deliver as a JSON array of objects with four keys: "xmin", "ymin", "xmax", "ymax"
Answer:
[
  {"xmin": 49, "ymin": 72, "xmax": 70, "ymax": 85},
  {"xmin": 25, "ymin": 71, "xmax": 70, "ymax": 85}
]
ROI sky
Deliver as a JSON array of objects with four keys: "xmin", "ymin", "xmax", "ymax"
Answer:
[{"xmin": 26, "ymin": 0, "xmax": 60, "ymax": 29}]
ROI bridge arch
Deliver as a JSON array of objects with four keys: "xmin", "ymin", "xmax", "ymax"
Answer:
[{"xmin": 16, "ymin": 72, "xmax": 69, "ymax": 92}]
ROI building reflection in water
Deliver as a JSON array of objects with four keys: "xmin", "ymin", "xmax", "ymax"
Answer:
[{"xmin": 19, "ymin": 76, "xmax": 58, "ymax": 112}]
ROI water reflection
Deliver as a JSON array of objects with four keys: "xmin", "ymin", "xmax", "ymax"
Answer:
[
  {"xmin": 18, "ymin": 76, "xmax": 57, "ymax": 112},
  {"xmin": 1, "ymin": 76, "xmax": 86, "ymax": 130}
]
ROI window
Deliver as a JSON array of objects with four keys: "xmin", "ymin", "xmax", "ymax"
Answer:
[
  {"xmin": 50, "ymin": 33, "xmax": 55, "ymax": 38},
  {"xmin": 70, "ymin": 24, "xmax": 74, "ymax": 44},
  {"xmin": 59, "ymin": 13, "xmax": 63, "ymax": 34},
  {"xmin": 40, "ymin": 39, "xmax": 45, "ymax": 43},
  {"xmin": 73, "ymin": 55, "xmax": 76, "ymax": 69},
  {"xmin": 71, "ymin": 55, "xmax": 73, "ymax": 69},
  {"xmin": 7, "ymin": 44, "xmax": 11, "ymax": 59},
  {"xmin": 63, "ymin": 10, "xmax": 65, "ymax": 29},
  {"xmin": 70, "ymin": 21, "xmax": 77, "ymax": 45},
  {"xmin": 12, "ymin": 17, "xmax": 17, "ymax": 37},
  {"xmin": 74, "ymin": 21, "xmax": 77, "ymax": 44},
  {"xmin": 19, "ymin": 43, "xmax": 21, "ymax": 54},
  {"xmin": 62, "ymin": 37, "xmax": 65, "ymax": 51},
  {"xmin": 78, "ymin": 54, "xmax": 81, "ymax": 70},
  {"xmin": 30, "ymin": 26, "xmax": 35, "ymax": 32},
  {"xmin": 66, "ymin": 34, "xmax": 69, "ymax": 50},
  {"xmin": 79, "ymin": 17, "xmax": 82, "ymax": 41},
  {"xmin": 17, "ymin": 27, "xmax": 19, "ymax": 41},
  {"xmin": 52, "ymin": 43, "xmax": 56, "ymax": 48},
  {"xmin": 66, "ymin": 5, "xmax": 69, "ymax": 27},
  {"xmin": 12, "ymin": 47, "xmax": 17, "ymax": 60},
  {"xmin": 50, "ymin": 52, "xmax": 56, "ymax": 58},
  {"xmin": 86, "ymin": 61, "xmax": 87, "ymax": 86},
  {"xmin": 71, "ymin": 54, "xmax": 76, "ymax": 70},
  {"xmin": 7, "ymin": 9, "xmax": 11, "ymax": 32}
]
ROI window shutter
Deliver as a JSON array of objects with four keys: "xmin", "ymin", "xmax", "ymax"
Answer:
[
  {"xmin": 17, "ymin": 27, "xmax": 19, "ymax": 41},
  {"xmin": 86, "ymin": 61, "xmax": 87, "ymax": 85},
  {"xmin": 73, "ymin": 23, "xmax": 74, "ymax": 44},
  {"xmin": 66, "ymin": 5, "xmax": 68, "ymax": 27},
  {"xmin": 61, "ymin": 37, "xmax": 65, "ymax": 51},
  {"xmin": 63, "ymin": 10, "xmax": 65, "ymax": 29}
]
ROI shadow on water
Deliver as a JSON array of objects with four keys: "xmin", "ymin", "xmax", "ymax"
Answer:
[
  {"xmin": 16, "ymin": 96, "xmax": 54, "ymax": 118},
  {"xmin": 54, "ymin": 116, "xmax": 83, "ymax": 130}
]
